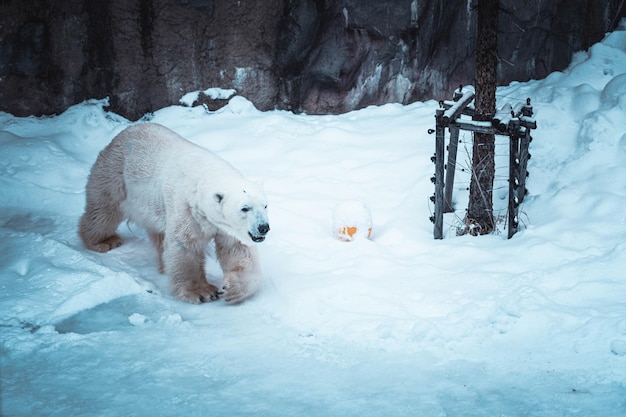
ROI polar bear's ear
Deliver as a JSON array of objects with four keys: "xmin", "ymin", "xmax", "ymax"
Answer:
[{"xmin": 214, "ymin": 193, "xmax": 224, "ymax": 204}]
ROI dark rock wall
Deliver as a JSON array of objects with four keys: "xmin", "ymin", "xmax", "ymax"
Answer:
[{"xmin": 0, "ymin": 0, "xmax": 624, "ymax": 119}]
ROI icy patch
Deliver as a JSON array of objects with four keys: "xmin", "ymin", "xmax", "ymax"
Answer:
[
  {"xmin": 55, "ymin": 294, "xmax": 177, "ymax": 334},
  {"xmin": 55, "ymin": 295, "xmax": 145, "ymax": 334},
  {"xmin": 1, "ymin": 212, "xmax": 56, "ymax": 235},
  {"xmin": 50, "ymin": 270, "xmax": 150, "ymax": 322}
]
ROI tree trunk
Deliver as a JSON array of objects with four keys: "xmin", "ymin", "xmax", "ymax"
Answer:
[{"xmin": 466, "ymin": 0, "xmax": 498, "ymax": 235}]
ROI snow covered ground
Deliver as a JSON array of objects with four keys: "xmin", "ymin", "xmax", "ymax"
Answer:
[{"xmin": 2, "ymin": 23, "xmax": 626, "ymax": 417}]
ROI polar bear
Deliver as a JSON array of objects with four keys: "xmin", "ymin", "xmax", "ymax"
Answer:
[{"xmin": 79, "ymin": 123, "xmax": 270, "ymax": 304}]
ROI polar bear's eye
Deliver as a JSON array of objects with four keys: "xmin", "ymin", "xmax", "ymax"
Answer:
[{"xmin": 241, "ymin": 206, "xmax": 251, "ymax": 213}]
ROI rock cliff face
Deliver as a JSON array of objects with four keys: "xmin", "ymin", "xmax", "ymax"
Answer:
[{"xmin": 0, "ymin": 0, "xmax": 624, "ymax": 119}]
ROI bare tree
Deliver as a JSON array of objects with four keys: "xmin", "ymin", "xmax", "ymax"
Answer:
[{"xmin": 466, "ymin": 0, "xmax": 498, "ymax": 235}]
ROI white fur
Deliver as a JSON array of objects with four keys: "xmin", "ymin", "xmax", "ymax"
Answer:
[{"xmin": 79, "ymin": 123, "xmax": 269, "ymax": 304}]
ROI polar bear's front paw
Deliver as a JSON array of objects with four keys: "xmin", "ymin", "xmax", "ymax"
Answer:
[
  {"xmin": 219, "ymin": 273, "xmax": 258, "ymax": 304},
  {"xmin": 175, "ymin": 281, "xmax": 220, "ymax": 304}
]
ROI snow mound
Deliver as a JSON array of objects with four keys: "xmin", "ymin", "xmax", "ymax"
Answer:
[{"xmin": 600, "ymin": 72, "xmax": 626, "ymax": 108}]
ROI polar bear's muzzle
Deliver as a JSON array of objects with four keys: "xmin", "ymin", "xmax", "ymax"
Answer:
[{"xmin": 249, "ymin": 222, "xmax": 270, "ymax": 243}]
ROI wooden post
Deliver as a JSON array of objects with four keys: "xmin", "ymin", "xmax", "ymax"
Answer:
[
  {"xmin": 508, "ymin": 98, "xmax": 534, "ymax": 238},
  {"xmin": 517, "ymin": 99, "xmax": 534, "ymax": 204},
  {"xmin": 444, "ymin": 126, "xmax": 459, "ymax": 213},
  {"xmin": 518, "ymin": 127, "xmax": 531, "ymax": 203},
  {"xmin": 434, "ymin": 108, "xmax": 445, "ymax": 239},
  {"xmin": 508, "ymin": 118, "xmax": 521, "ymax": 239},
  {"xmin": 442, "ymin": 87, "xmax": 473, "ymax": 214}
]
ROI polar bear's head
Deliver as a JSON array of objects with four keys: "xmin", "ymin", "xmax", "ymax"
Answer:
[{"xmin": 212, "ymin": 183, "xmax": 270, "ymax": 245}]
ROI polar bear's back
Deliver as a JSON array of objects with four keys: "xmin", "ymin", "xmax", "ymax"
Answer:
[
  {"xmin": 114, "ymin": 123, "xmax": 240, "ymax": 181},
  {"xmin": 117, "ymin": 123, "xmax": 200, "ymax": 169}
]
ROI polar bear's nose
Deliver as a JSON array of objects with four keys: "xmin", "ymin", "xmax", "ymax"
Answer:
[{"xmin": 257, "ymin": 223, "xmax": 270, "ymax": 235}]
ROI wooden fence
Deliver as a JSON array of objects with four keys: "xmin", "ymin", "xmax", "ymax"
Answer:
[{"xmin": 430, "ymin": 87, "xmax": 536, "ymax": 239}]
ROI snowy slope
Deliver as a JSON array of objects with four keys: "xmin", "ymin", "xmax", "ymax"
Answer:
[{"xmin": 2, "ymin": 24, "xmax": 626, "ymax": 417}]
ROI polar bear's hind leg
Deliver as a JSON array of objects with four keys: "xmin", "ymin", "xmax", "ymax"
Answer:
[
  {"xmin": 148, "ymin": 231, "xmax": 165, "ymax": 273},
  {"xmin": 79, "ymin": 140, "xmax": 126, "ymax": 253}
]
